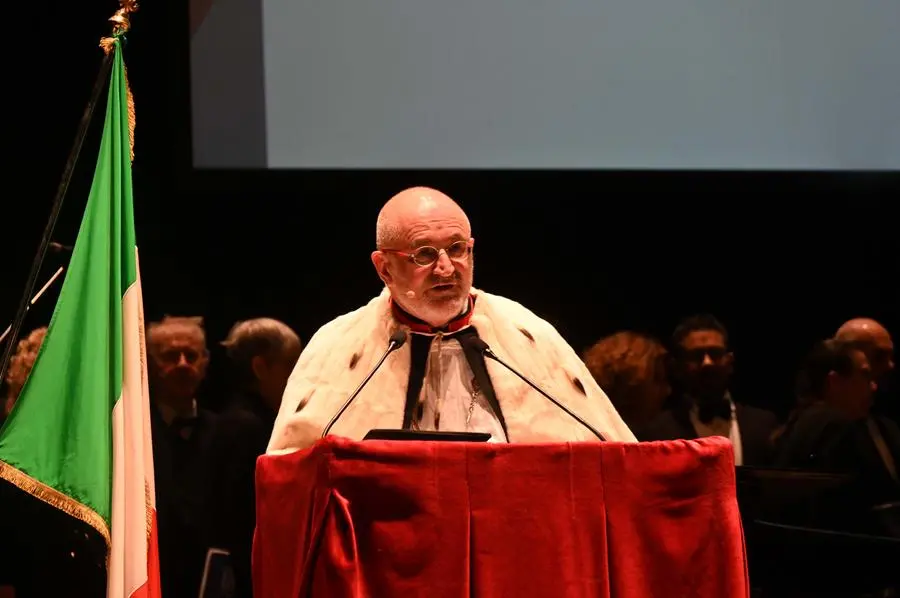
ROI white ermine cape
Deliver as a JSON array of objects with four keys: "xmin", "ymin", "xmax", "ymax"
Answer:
[{"xmin": 268, "ymin": 288, "xmax": 636, "ymax": 453}]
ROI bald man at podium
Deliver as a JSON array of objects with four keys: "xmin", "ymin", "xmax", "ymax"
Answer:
[{"xmin": 268, "ymin": 187, "xmax": 635, "ymax": 452}]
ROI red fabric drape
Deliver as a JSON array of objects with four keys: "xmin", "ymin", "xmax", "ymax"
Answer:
[{"xmin": 253, "ymin": 437, "xmax": 749, "ymax": 598}]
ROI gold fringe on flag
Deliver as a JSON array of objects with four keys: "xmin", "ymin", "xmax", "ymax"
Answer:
[
  {"xmin": 145, "ymin": 480, "xmax": 153, "ymax": 542},
  {"xmin": 123, "ymin": 64, "xmax": 136, "ymax": 162},
  {"xmin": 0, "ymin": 461, "xmax": 111, "ymax": 549},
  {"xmin": 99, "ymin": 0, "xmax": 139, "ymax": 162}
]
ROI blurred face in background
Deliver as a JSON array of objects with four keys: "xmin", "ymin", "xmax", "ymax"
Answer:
[
  {"xmin": 148, "ymin": 323, "xmax": 209, "ymax": 405},
  {"xmin": 864, "ymin": 332, "xmax": 894, "ymax": 393},
  {"xmin": 646, "ymin": 351, "xmax": 673, "ymax": 415},
  {"xmin": 835, "ymin": 319, "xmax": 894, "ymax": 395},
  {"xmin": 583, "ymin": 331, "xmax": 671, "ymax": 429},
  {"xmin": 253, "ymin": 340, "xmax": 302, "ymax": 411},
  {"xmin": 3, "ymin": 327, "xmax": 47, "ymax": 416},
  {"xmin": 676, "ymin": 329, "xmax": 733, "ymax": 403},
  {"xmin": 826, "ymin": 349, "xmax": 876, "ymax": 419}
]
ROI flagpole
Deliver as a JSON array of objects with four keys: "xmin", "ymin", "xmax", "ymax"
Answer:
[{"xmin": 0, "ymin": 1, "xmax": 137, "ymax": 389}]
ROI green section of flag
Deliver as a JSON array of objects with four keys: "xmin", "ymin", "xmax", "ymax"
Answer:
[{"xmin": 0, "ymin": 39, "xmax": 136, "ymax": 530}]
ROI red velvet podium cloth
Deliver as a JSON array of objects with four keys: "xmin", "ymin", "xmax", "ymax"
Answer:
[{"xmin": 253, "ymin": 436, "xmax": 749, "ymax": 598}]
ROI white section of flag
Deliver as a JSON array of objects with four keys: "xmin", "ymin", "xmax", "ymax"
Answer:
[{"xmin": 108, "ymin": 250, "xmax": 161, "ymax": 598}]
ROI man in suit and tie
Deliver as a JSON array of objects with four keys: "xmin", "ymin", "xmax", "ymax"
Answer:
[
  {"xmin": 638, "ymin": 314, "xmax": 779, "ymax": 466},
  {"xmin": 147, "ymin": 315, "xmax": 220, "ymax": 598}
]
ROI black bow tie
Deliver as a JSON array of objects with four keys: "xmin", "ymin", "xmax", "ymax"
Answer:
[{"xmin": 697, "ymin": 400, "xmax": 731, "ymax": 424}]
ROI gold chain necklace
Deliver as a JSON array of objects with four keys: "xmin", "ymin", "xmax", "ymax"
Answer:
[{"xmin": 466, "ymin": 377, "xmax": 480, "ymax": 429}]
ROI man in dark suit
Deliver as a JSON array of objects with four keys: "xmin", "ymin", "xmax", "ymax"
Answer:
[
  {"xmin": 774, "ymin": 338, "xmax": 899, "ymax": 534},
  {"xmin": 835, "ymin": 317, "xmax": 896, "ymax": 423},
  {"xmin": 638, "ymin": 314, "xmax": 779, "ymax": 466},
  {"xmin": 211, "ymin": 318, "xmax": 302, "ymax": 597},
  {"xmin": 147, "ymin": 315, "xmax": 221, "ymax": 598}
]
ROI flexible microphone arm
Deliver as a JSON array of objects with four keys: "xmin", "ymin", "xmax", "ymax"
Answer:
[
  {"xmin": 0, "ymin": 266, "xmax": 66, "ymax": 346},
  {"xmin": 321, "ymin": 329, "xmax": 408, "ymax": 439},
  {"xmin": 0, "ymin": 243, "xmax": 71, "ymax": 349},
  {"xmin": 465, "ymin": 336, "xmax": 606, "ymax": 442}
]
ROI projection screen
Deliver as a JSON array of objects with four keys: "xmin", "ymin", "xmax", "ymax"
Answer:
[{"xmin": 190, "ymin": 0, "xmax": 900, "ymax": 170}]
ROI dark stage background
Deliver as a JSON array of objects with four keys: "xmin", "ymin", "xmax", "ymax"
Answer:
[{"xmin": 4, "ymin": 0, "xmax": 897, "ymax": 418}]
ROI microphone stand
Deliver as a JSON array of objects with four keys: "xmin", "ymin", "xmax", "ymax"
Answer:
[
  {"xmin": 0, "ymin": 52, "xmax": 113, "ymax": 388},
  {"xmin": 321, "ymin": 334, "xmax": 406, "ymax": 438},
  {"xmin": 480, "ymin": 346, "xmax": 607, "ymax": 442},
  {"xmin": 0, "ymin": 267, "xmax": 66, "ymax": 346}
]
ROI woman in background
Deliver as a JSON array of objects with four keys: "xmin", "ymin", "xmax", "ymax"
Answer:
[
  {"xmin": 583, "ymin": 331, "xmax": 671, "ymax": 430},
  {"xmin": 2, "ymin": 326, "xmax": 48, "ymax": 422}
]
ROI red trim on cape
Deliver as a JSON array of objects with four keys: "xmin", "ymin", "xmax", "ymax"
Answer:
[{"xmin": 390, "ymin": 295, "xmax": 476, "ymax": 334}]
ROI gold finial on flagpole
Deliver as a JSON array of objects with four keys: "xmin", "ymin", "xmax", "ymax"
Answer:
[
  {"xmin": 100, "ymin": 0, "xmax": 139, "ymax": 54},
  {"xmin": 99, "ymin": 0, "xmax": 139, "ymax": 162}
]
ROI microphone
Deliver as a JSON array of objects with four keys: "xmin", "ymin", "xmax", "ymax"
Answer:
[
  {"xmin": 321, "ymin": 329, "xmax": 408, "ymax": 438},
  {"xmin": 461, "ymin": 336, "xmax": 606, "ymax": 441}
]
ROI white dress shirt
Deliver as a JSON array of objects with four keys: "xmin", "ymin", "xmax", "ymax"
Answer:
[
  {"xmin": 411, "ymin": 333, "xmax": 507, "ymax": 443},
  {"xmin": 689, "ymin": 394, "xmax": 743, "ymax": 466}
]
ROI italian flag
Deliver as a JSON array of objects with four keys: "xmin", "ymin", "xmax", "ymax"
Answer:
[{"xmin": 0, "ymin": 35, "xmax": 161, "ymax": 598}]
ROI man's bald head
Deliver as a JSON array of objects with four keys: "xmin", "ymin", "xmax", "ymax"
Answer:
[
  {"xmin": 835, "ymin": 318, "xmax": 892, "ymax": 344},
  {"xmin": 375, "ymin": 187, "xmax": 470, "ymax": 249},
  {"xmin": 371, "ymin": 186, "xmax": 475, "ymax": 327},
  {"xmin": 835, "ymin": 317, "xmax": 894, "ymax": 385}
]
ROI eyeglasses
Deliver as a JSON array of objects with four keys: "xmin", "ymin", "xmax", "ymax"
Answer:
[
  {"xmin": 381, "ymin": 239, "xmax": 473, "ymax": 267},
  {"xmin": 681, "ymin": 347, "xmax": 728, "ymax": 364}
]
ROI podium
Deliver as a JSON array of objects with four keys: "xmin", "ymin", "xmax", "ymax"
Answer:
[{"xmin": 253, "ymin": 436, "xmax": 749, "ymax": 598}]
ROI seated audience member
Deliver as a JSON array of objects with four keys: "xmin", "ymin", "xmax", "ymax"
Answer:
[
  {"xmin": 835, "ymin": 317, "xmax": 895, "ymax": 422},
  {"xmin": 212, "ymin": 317, "xmax": 302, "ymax": 597},
  {"xmin": 2, "ymin": 327, "xmax": 48, "ymax": 423},
  {"xmin": 638, "ymin": 314, "xmax": 778, "ymax": 466},
  {"xmin": 268, "ymin": 186, "xmax": 635, "ymax": 453},
  {"xmin": 147, "ymin": 315, "xmax": 220, "ymax": 598},
  {"xmin": 582, "ymin": 331, "xmax": 671, "ymax": 429},
  {"xmin": 220, "ymin": 317, "xmax": 302, "ymax": 436},
  {"xmin": 775, "ymin": 340, "xmax": 899, "ymax": 512}
]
